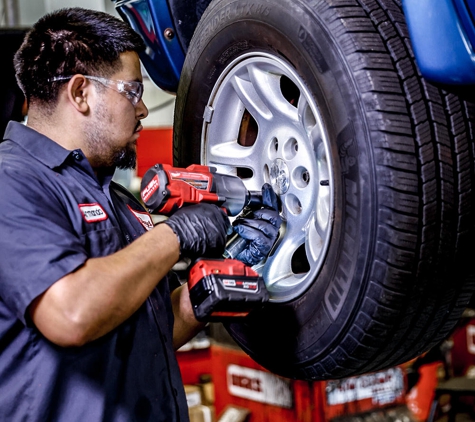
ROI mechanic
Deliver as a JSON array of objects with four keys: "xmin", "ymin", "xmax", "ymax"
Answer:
[{"xmin": 0, "ymin": 7, "xmax": 280, "ymax": 422}]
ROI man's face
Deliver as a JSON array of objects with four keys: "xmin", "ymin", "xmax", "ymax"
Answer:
[{"xmin": 83, "ymin": 51, "xmax": 148, "ymax": 170}]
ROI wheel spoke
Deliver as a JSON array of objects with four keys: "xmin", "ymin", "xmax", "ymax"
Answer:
[
  {"xmin": 299, "ymin": 96, "xmax": 321, "ymax": 140},
  {"xmin": 263, "ymin": 221, "xmax": 307, "ymax": 289},
  {"xmin": 297, "ymin": 95, "xmax": 310, "ymax": 128},
  {"xmin": 315, "ymin": 142, "xmax": 331, "ymax": 238},
  {"xmin": 306, "ymin": 213, "xmax": 326, "ymax": 264},
  {"xmin": 246, "ymin": 63, "xmax": 299, "ymax": 122},
  {"xmin": 208, "ymin": 140, "xmax": 254, "ymax": 164},
  {"xmin": 231, "ymin": 75, "xmax": 273, "ymax": 121}
]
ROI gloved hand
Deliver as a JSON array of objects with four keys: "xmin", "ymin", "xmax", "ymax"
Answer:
[
  {"xmin": 164, "ymin": 203, "xmax": 230, "ymax": 260},
  {"xmin": 233, "ymin": 183, "xmax": 282, "ymax": 266}
]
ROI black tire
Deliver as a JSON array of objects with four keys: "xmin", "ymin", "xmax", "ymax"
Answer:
[{"xmin": 174, "ymin": 0, "xmax": 475, "ymax": 380}]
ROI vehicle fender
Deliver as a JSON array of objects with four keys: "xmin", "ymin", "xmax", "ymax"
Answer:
[
  {"xmin": 403, "ymin": 0, "xmax": 475, "ymax": 85},
  {"xmin": 115, "ymin": 0, "xmax": 185, "ymax": 92}
]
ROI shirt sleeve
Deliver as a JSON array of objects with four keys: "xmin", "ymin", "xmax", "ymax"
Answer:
[{"xmin": 0, "ymin": 164, "xmax": 87, "ymax": 325}]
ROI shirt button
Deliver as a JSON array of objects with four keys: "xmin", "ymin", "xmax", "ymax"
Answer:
[{"xmin": 72, "ymin": 151, "xmax": 82, "ymax": 161}]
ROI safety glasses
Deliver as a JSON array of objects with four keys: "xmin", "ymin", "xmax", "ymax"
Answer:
[{"xmin": 49, "ymin": 75, "xmax": 144, "ymax": 106}]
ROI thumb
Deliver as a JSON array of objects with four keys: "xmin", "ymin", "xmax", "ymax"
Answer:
[{"xmin": 262, "ymin": 183, "xmax": 280, "ymax": 211}]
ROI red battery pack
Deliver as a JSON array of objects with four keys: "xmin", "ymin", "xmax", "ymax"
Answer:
[{"xmin": 188, "ymin": 259, "xmax": 269, "ymax": 322}]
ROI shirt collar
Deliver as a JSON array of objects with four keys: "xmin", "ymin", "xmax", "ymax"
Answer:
[
  {"xmin": 4, "ymin": 121, "xmax": 119, "ymax": 189},
  {"xmin": 3, "ymin": 121, "xmax": 75, "ymax": 169}
]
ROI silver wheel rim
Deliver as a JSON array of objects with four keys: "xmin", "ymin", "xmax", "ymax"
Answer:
[{"xmin": 202, "ymin": 53, "xmax": 334, "ymax": 301}]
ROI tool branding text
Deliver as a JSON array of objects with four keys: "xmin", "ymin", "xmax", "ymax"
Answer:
[{"xmin": 141, "ymin": 175, "xmax": 159, "ymax": 203}]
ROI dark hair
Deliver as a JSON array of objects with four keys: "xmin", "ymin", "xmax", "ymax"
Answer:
[{"xmin": 14, "ymin": 7, "xmax": 145, "ymax": 105}]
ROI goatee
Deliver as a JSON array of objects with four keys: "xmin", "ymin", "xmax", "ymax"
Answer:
[{"xmin": 113, "ymin": 143, "xmax": 137, "ymax": 170}]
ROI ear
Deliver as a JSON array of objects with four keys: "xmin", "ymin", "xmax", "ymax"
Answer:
[{"xmin": 66, "ymin": 75, "xmax": 90, "ymax": 114}]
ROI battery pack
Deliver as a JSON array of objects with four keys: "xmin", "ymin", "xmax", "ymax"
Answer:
[{"xmin": 188, "ymin": 259, "xmax": 269, "ymax": 322}]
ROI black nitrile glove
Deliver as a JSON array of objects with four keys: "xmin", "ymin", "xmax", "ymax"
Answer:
[
  {"xmin": 233, "ymin": 183, "xmax": 282, "ymax": 266},
  {"xmin": 164, "ymin": 203, "xmax": 230, "ymax": 260}
]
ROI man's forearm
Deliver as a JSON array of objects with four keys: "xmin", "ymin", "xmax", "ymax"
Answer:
[
  {"xmin": 29, "ymin": 223, "xmax": 180, "ymax": 347},
  {"xmin": 171, "ymin": 284, "xmax": 206, "ymax": 350}
]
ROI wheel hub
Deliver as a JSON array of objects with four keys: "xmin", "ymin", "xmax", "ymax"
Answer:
[{"xmin": 270, "ymin": 158, "xmax": 290, "ymax": 195}]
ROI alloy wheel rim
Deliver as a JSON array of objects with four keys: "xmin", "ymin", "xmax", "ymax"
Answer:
[{"xmin": 202, "ymin": 53, "xmax": 335, "ymax": 301}]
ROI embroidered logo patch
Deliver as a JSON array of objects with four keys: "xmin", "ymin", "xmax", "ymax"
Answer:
[
  {"xmin": 79, "ymin": 203, "xmax": 108, "ymax": 223},
  {"xmin": 127, "ymin": 205, "xmax": 154, "ymax": 231}
]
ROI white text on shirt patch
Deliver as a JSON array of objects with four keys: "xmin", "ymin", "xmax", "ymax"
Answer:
[
  {"xmin": 79, "ymin": 203, "xmax": 108, "ymax": 223},
  {"xmin": 127, "ymin": 205, "xmax": 154, "ymax": 231}
]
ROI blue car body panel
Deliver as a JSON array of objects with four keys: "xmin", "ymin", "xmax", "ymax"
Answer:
[
  {"xmin": 114, "ymin": 0, "xmax": 475, "ymax": 91},
  {"xmin": 115, "ymin": 0, "xmax": 185, "ymax": 92},
  {"xmin": 403, "ymin": 0, "xmax": 475, "ymax": 85}
]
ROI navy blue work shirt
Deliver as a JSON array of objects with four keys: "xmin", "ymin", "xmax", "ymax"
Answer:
[{"xmin": 0, "ymin": 122, "xmax": 189, "ymax": 422}]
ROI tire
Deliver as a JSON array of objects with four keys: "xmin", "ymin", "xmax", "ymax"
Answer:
[{"xmin": 174, "ymin": 0, "xmax": 475, "ymax": 380}]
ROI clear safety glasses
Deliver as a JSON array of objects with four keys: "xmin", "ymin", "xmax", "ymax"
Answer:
[{"xmin": 49, "ymin": 75, "xmax": 144, "ymax": 106}]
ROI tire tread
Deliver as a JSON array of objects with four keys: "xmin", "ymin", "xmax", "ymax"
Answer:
[{"xmin": 298, "ymin": 0, "xmax": 475, "ymax": 378}]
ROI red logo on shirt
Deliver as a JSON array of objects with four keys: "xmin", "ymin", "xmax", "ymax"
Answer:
[
  {"xmin": 127, "ymin": 205, "xmax": 154, "ymax": 231},
  {"xmin": 78, "ymin": 203, "xmax": 108, "ymax": 223}
]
